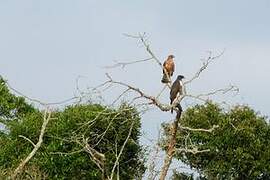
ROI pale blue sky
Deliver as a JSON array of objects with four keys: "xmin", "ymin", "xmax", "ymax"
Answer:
[
  {"xmin": 1, "ymin": 1, "xmax": 270, "ymax": 112},
  {"xmin": 1, "ymin": 0, "xmax": 270, "ymax": 176}
]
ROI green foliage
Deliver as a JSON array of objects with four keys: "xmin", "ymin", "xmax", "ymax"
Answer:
[
  {"xmin": 163, "ymin": 102, "xmax": 270, "ymax": 180},
  {"xmin": 40, "ymin": 103, "xmax": 145, "ymax": 179},
  {"xmin": 171, "ymin": 170, "xmax": 195, "ymax": 180},
  {"xmin": 0, "ymin": 77, "xmax": 145, "ymax": 179},
  {"xmin": 0, "ymin": 78, "xmax": 35, "ymax": 121}
]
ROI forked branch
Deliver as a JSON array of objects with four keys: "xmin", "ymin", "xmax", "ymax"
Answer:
[
  {"xmin": 184, "ymin": 50, "xmax": 225, "ymax": 85},
  {"xmin": 11, "ymin": 108, "xmax": 52, "ymax": 179}
]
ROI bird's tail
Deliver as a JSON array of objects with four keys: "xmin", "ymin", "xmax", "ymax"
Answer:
[
  {"xmin": 176, "ymin": 104, "xmax": 183, "ymax": 119},
  {"xmin": 170, "ymin": 100, "xmax": 173, "ymax": 114},
  {"xmin": 161, "ymin": 74, "xmax": 170, "ymax": 83}
]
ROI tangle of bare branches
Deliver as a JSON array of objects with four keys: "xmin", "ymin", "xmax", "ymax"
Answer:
[
  {"xmin": 5, "ymin": 33, "xmax": 238, "ymax": 180},
  {"xmin": 184, "ymin": 50, "xmax": 225, "ymax": 85},
  {"xmin": 95, "ymin": 33, "xmax": 236, "ymax": 180}
]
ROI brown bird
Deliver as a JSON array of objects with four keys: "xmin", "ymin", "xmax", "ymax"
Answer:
[
  {"xmin": 170, "ymin": 75, "xmax": 184, "ymax": 113},
  {"xmin": 161, "ymin": 55, "xmax": 175, "ymax": 83}
]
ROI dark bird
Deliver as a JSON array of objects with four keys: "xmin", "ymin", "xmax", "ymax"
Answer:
[
  {"xmin": 161, "ymin": 55, "xmax": 175, "ymax": 83},
  {"xmin": 176, "ymin": 103, "xmax": 183, "ymax": 119},
  {"xmin": 170, "ymin": 75, "xmax": 184, "ymax": 113}
]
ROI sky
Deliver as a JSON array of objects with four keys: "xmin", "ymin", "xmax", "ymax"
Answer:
[{"xmin": 1, "ymin": 0, "xmax": 270, "ymax": 177}]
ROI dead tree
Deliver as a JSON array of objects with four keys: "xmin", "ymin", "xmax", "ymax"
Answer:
[
  {"xmin": 101, "ymin": 33, "xmax": 238, "ymax": 180},
  {"xmin": 7, "ymin": 32, "xmax": 238, "ymax": 180}
]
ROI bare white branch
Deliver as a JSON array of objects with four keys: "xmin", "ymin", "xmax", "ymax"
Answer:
[
  {"xmin": 102, "ymin": 73, "xmax": 184, "ymax": 112},
  {"xmin": 18, "ymin": 135, "xmax": 36, "ymax": 147},
  {"xmin": 175, "ymin": 147, "xmax": 210, "ymax": 155},
  {"xmin": 184, "ymin": 49, "xmax": 225, "ymax": 85},
  {"xmin": 11, "ymin": 108, "xmax": 52, "ymax": 179},
  {"xmin": 6, "ymin": 81, "xmax": 81, "ymax": 106},
  {"xmin": 179, "ymin": 125, "xmax": 219, "ymax": 133},
  {"xmin": 104, "ymin": 57, "xmax": 153, "ymax": 69},
  {"xmin": 109, "ymin": 120, "xmax": 135, "ymax": 180}
]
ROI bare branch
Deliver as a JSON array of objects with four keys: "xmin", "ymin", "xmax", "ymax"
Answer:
[
  {"xmin": 110, "ymin": 88, "xmax": 130, "ymax": 106},
  {"xmin": 195, "ymin": 85, "xmax": 239, "ymax": 97},
  {"xmin": 103, "ymin": 73, "xmax": 184, "ymax": 112},
  {"xmin": 184, "ymin": 49, "xmax": 225, "ymax": 85},
  {"xmin": 159, "ymin": 116, "xmax": 181, "ymax": 180},
  {"xmin": 155, "ymin": 85, "xmax": 167, "ymax": 100},
  {"xmin": 179, "ymin": 125, "xmax": 219, "ymax": 133},
  {"xmin": 11, "ymin": 108, "xmax": 52, "ymax": 179},
  {"xmin": 147, "ymin": 129, "xmax": 162, "ymax": 180},
  {"xmin": 185, "ymin": 85, "xmax": 239, "ymax": 103},
  {"xmin": 73, "ymin": 137, "xmax": 106, "ymax": 179},
  {"xmin": 109, "ymin": 120, "xmax": 135, "ymax": 180},
  {"xmin": 6, "ymin": 81, "xmax": 80, "ymax": 106},
  {"xmin": 123, "ymin": 33, "xmax": 173, "ymax": 85},
  {"xmin": 138, "ymin": 33, "xmax": 163, "ymax": 67},
  {"xmin": 50, "ymin": 149, "xmax": 84, "ymax": 155},
  {"xmin": 94, "ymin": 111, "xmax": 124, "ymax": 147},
  {"xmin": 175, "ymin": 147, "xmax": 210, "ymax": 155},
  {"xmin": 123, "ymin": 33, "xmax": 162, "ymax": 67},
  {"xmin": 84, "ymin": 139, "xmax": 106, "ymax": 171},
  {"xmin": 18, "ymin": 135, "xmax": 35, "ymax": 147},
  {"xmin": 104, "ymin": 57, "xmax": 153, "ymax": 69}
]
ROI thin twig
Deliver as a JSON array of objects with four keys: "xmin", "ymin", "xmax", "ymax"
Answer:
[
  {"xmin": 179, "ymin": 125, "xmax": 219, "ymax": 133},
  {"xmin": 109, "ymin": 120, "xmax": 135, "ymax": 180},
  {"xmin": 175, "ymin": 147, "xmax": 210, "ymax": 155},
  {"xmin": 104, "ymin": 57, "xmax": 153, "ymax": 69},
  {"xmin": 18, "ymin": 135, "xmax": 35, "ymax": 147},
  {"xmin": 184, "ymin": 49, "xmax": 225, "ymax": 85},
  {"xmin": 6, "ymin": 81, "xmax": 80, "ymax": 106}
]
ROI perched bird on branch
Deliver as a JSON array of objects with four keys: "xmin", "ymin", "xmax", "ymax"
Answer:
[
  {"xmin": 170, "ymin": 75, "xmax": 184, "ymax": 113},
  {"xmin": 161, "ymin": 55, "xmax": 175, "ymax": 83}
]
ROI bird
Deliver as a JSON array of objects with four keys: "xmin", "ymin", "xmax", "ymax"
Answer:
[
  {"xmin": 176, "ymin": 103, "xmax": 183, "ymax": 119},
  {"xmin": 161, "ymin": 55, "xmax": 175, "ymax": 83},
  {"xmin": 170, "ymin": 75, "xmax": 184, "ymax": 113}
]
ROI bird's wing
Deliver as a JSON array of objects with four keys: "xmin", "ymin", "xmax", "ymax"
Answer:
[
  {"xmin": 171, "ymin": 61, "xmax": 175, "ymax": 76},
  {"xmin": 170, "ymin": 81, "xmax": 180, "ymax": 102},
  {"xmin": 179, "ymin": 80, "xmax": 183, "ymax": 95},
  {"xmin": 162, "ymin": 60, "xmax": 168, "ymax": 73},
  {"xmin": 163, "ymin": 59, "xmax": 172, "ymax": 76},
  {"xmin": 165, "ymin": 59, "xmax": 174, "ymax": 76},
  {"xmin": 163, "ymin": 59, "xmax": 167, "ymax": 67}
]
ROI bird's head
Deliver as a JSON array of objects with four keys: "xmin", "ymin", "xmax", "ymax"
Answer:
[
  {"xmin": 168, "ymin": 55, "xmax": 175, "ymax": 59},
  {"xmin": 177, "ymin": 75, "xmax": 185, "ymax": 80}
]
